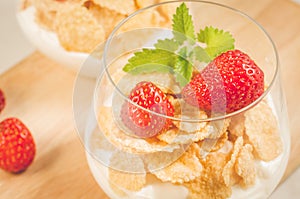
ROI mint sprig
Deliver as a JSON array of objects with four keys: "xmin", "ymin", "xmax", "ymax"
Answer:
[
  {"xmin": 193, "ymin": 46, "xmax": 211, "ymax": 63},
  {"xmin": 172, "ymin": 3, "xmax": 195, "ymax": 44},
  {"xmin": 173, "ymin": 47, "xmax": 193, "ymax": 87},
  {"xmin": 122, "ymin": 3, "xmax": 235, "ymax": 87},
  {"xmin": 154, "ymin": 39, "xmax": 179, "ymax": 52},
  {"xmin": 123, "ymin": 49, "xmax": 175, "ymax": 74},
  {"xmin": 198, "ymin": 26, "xmax": 235, "ymax": 59}
]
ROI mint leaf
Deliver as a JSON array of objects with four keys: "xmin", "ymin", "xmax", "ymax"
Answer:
[
  {"xmin": 173, "ymin": 47, "xmax": 193, "ymax": 87},
  {"xmin": 178, "ymin": 46, "xmax": 189, "ymax": 59},
  {"xmin": 172, "ymin": 3, "xmax": 195, "ymax": 44},
  {"xmin": 125, "ymin": 64, "xmax": 172, "ymax": 75},
  {"xmin": 193, "ymin": 46, "xmax": 211, "ymax": 63},
  {"xmin": 123, "ymin": 49, "xmax": 176, "ymax": 74},
  {"xmin": 173, "ymin": 56, "xmax": 193, "ymax": 87},
  {"xmin": 197, "ymin": 26, "xmax": 235, "ymax": 59},
  {"xmin": 154, "ymin": 39, "xmax": 179, "ymax": 52}
]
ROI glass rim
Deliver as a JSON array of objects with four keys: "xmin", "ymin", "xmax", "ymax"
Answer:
[{"xmin": 102, "ymin": 0, "xmax": 279, "ymax": 123}]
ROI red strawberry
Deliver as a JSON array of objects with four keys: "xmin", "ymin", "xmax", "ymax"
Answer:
[
  {"xmin": 182, "ymin": 49, "xmax": 264, "ymax": 113},
  {"xmin": 121, "ymin": 81, "xmax": 174, "ymax": 138},
  {"xmin": 0, "ymin": 89, "xmax": 5, "ymax": 113},
  {"xmin": 0, "ymin": 118, "xmax": 36, "ymax": 173}
]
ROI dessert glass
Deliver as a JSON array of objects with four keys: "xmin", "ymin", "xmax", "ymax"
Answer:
[{"xmin": 73, "ymin": 1, "xmax": 290, "ymax": 199}]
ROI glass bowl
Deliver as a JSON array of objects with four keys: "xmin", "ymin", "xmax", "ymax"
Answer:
[{"xmin": 73, "ymin": 1, "xmax": 290, "ymax": 199}]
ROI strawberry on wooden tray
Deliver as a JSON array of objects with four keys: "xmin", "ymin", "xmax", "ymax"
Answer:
[{"xmin": 0, "ymin": 118, "xmax": 36, "ymax": 173}]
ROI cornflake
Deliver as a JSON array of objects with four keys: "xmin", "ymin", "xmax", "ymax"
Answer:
[
  {"xmin": 33, "ymin": 0, "xmax": 79, "ymax": 30},
  {"xmin": 135, "ymin": 0, "xmax": 158, "ymax": 8},
  {"xmin": 207, "ymin": 118, "xmax": 231, "ymax": 139},
  {"xmin": 228, "ymin": 113, "xmax": 245, "ymax": 137},
  {"xmin": 120, "ymin": 9, "xmax": 165, "ymax": 31},
  {"xmin": 185, "ymin": 152, "xmax": 232, "ymax": 199},
  {"xmin": 33, "ymin": 0, "xmax": 69, "ymax": 12},
  {"xmin": 244, "ymin": 100, "xmax": 283, "ymax": 161},
  {"xmin": 98, "ymin": 106, "xmax": 180, "ymax": 154},
  {"xmin": 55, "ymin": 3, "xmax": 105, "ymax": 52},
  {"xmin": 89, "ymin": 124, "xmax": 116, "ymax": 153},
  {"xmin": 152, "ymin": 144, "xmax": 203, "ymax": 183},
  {"xmin": 110, "ymin": 151, "xmax": 145, "ymax": 173},
  {"xmin": 235, "ymin": 144, "xmax": 256, "ymax": 187},
  {"xmin": 157, "ymin": 0, "xmax": 180, "ymax": 23},
  {"xmin": 109, "ymin": 168, "xmax": 146, "ymax": 192},
  {"xmin": 199, "ymin": 130, "xmax": 229, "ymax": 152},
  {"xmin": 142, "ymin": 147, "xmax": 185, "ymax": 172},
  {"xmin": 157, "ymin": 99, "xmax": 210, "ymax": 144},
  {"xmin": 93, "ymin": 0, "xmax": 136, "ymax": 15},
  {"xmin": 222, "ymin": 136, "xmax": 243, "ymax": 187},
  {"xmin": 172, "ymin": 100, "xmax": 208, "ymax": 133},
  {"xmin": 88, "ymin": 3, "xmax": 125, "ymax": 36},
  {"xmin": 157, "ymin": 126, "xmax": 211, "ymax": 145},
  {"xmin": 108, "ymin": 151, "xmax": 146, "ymax": 191}
]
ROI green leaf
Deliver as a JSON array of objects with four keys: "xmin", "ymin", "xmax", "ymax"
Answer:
[
  {"xmin": 193, "ymin": 46, "xmax": 211, "ymax": 63},
  {"xmin": 197, "ymin": 26, "xmax": 235, "ymax": 59},
  {"xmin": 178, "ymin": 46, "xmax": 188, "ymax": 59},
  {"xmin": 173, "ymin": 49, "xmax": 193, "ymax": 87},
  {"xmin": 125, "ymin": 64, "xmax": 172, "ymax": 75},
  {"xmin": 172, "ymin": 3, "xmax": 195, "ymax": 44},
  {"xmin": 154, "ymin": 39, "xmax": 179, "ymax": 52},
  {"xmin": 123, "ymin": 49, "xmax": 176, "ymax": 74}
]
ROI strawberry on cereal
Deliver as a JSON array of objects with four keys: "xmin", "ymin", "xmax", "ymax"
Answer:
[
  {"xmin": 182, "ymin": 49, "xmax": 264, "ymax": 114},
  {"xmin": 98, "ymin": 106, "xmax": 180, "ymax": 153}
]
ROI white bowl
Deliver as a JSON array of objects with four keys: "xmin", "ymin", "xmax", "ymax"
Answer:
[{"xmin": 16, "ymin": 6, "xmax": 101, "ymax": 78}]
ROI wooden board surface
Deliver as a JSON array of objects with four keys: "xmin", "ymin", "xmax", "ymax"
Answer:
[
  {"xmin": 0, "ymin": 0, "xmax": 300, "ymax": 198},
  {"xmin": 0, "ymin": 53, "xmax": 109, "ymax": 198}
]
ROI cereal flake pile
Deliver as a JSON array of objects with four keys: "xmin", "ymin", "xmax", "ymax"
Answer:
[
  {"xmin": 98, "ymin": 98, "xmax": 283, "ymax": 199},
  {"xmin": 20, "ymin": 0, "xmax": 174, "ymax": 53}
]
